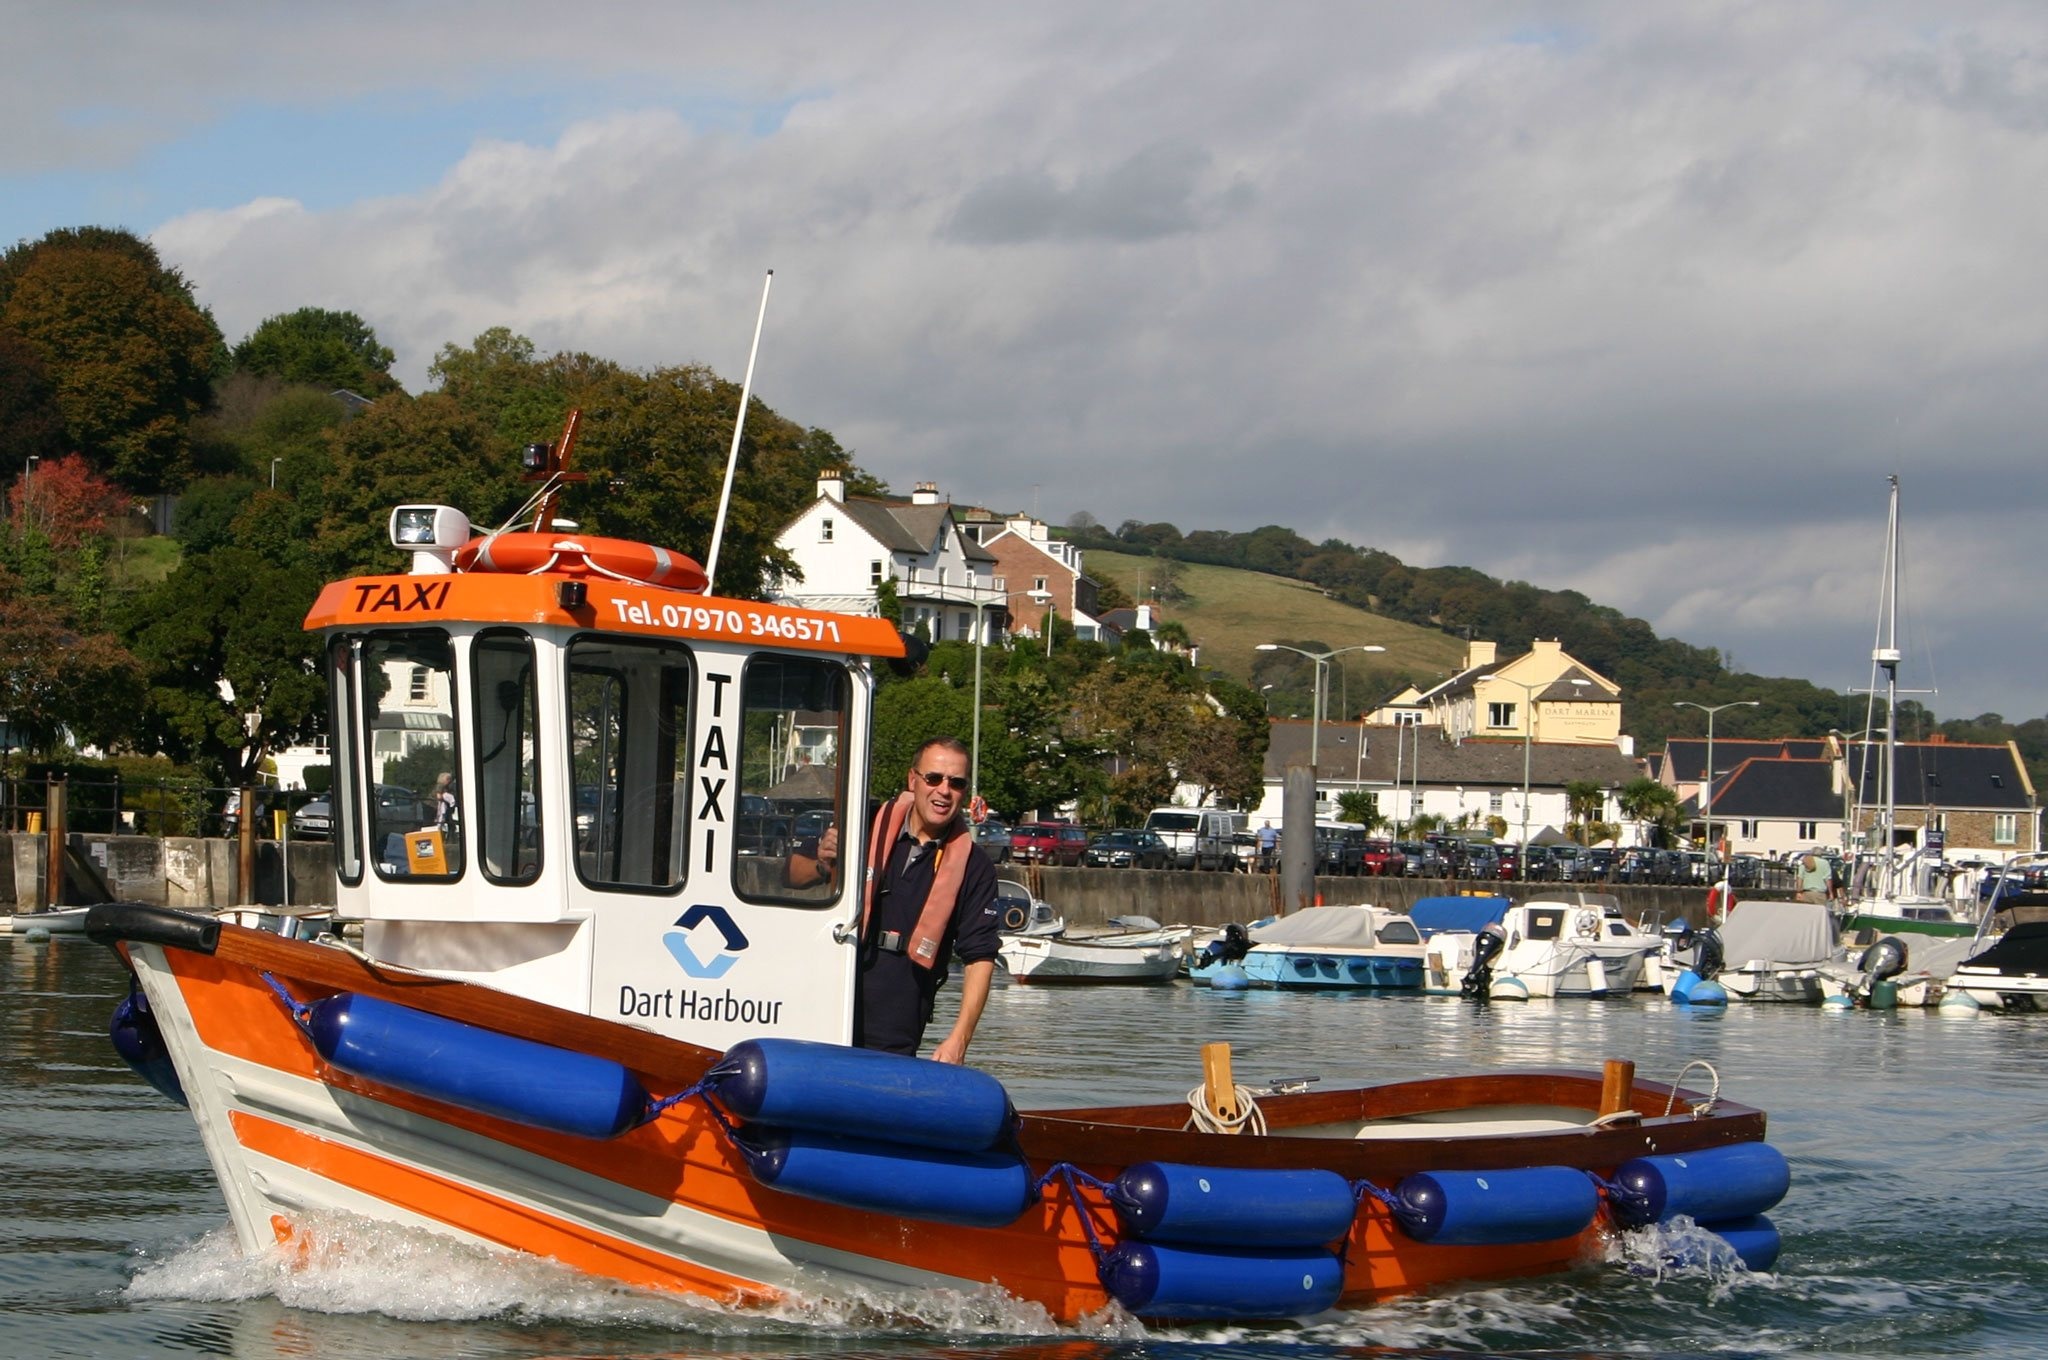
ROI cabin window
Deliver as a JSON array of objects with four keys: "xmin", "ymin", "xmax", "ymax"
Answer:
[
  {"xmin": 1525, "ymin": 909, "xmax": 1563, "ymax": 941},
  {"xmin": 328, "ymin": 637, "xmax": 363, "ymax": 886},
  {"xmin": 734, "ymin": 655, "xmax": 851, "ymax": 906},
  {"xmin": 472, "ymin": 630, "xmax": 541, "ymax": 885},
  {"xmin": 361, "ymin": 631, "xmax": 463, "ymax": 883},
  {"xmin": 1995, "ymin": 813, "xmax": 2018, "ymax": 845},
  {"xmin": 567, "ymin": 637, "xmax": 691, "ymax": 891}
]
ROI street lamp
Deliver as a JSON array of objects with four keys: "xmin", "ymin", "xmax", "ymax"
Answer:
[
  {"xmin": 1675, "ymin": 700, "xmax": 1761, "ymax": 861},
  {"xmin": 270, "ymin": 457, "xmax": 282, "ymax": 489},
  {"xmin": 1026, "ymin": 589, "xmax": 1054, "ymax": 659},
  {"xmin": 1255, "ymin": 643, "xmax": 1386, "ymax": 770},
  {"xmin": 1482, "ymin": 673, "xmax": 1591, "ymax": 878}
]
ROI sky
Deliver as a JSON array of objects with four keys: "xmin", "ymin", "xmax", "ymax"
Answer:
[{"xmin": 9, "ymin": 2, "xmax": 2048, "ymax": 722}]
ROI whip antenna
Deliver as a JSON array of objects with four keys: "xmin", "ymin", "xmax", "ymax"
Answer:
[{"xmin": 703, "ymin": 269, "xmax": 774, "ymax": 592}]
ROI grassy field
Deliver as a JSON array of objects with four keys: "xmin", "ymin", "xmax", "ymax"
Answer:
[{"xmin": 1084, "ymin": 548, "xmax": 1468, "ymax": 712}]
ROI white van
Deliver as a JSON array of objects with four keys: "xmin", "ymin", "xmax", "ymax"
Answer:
[{"xmin": 1143, "ymin": 807, "xmax": 1239, "ymax": 871}]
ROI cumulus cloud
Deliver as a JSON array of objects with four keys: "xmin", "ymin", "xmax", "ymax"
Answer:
[{"xmin": 20, "ymin": 3, "xmax": 2048, "ymax": 716}]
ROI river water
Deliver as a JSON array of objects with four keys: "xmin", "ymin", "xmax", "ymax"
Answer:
[{"xmin": 3, "ymin": 932, "xmax": 2043, "ymax": 1359}]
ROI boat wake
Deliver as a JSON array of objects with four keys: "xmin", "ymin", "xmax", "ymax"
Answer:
[{"xmin": 118, "ymin": 1212, "xmax": 1133, "ymax": 1340}]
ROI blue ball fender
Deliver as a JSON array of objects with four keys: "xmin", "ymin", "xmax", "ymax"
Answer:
[{"xmin": 735, "ymin": 1127, "xmax": 1031, "ymax": 1228}]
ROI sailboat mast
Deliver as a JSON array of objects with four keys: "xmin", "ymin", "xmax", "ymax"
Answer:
[{"xmin": 1877, "ymin": 475, "xmax": 1902, "ymax": 887}]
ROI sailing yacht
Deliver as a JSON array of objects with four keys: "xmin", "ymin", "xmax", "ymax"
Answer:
[{"xmin": 1837, "ymin": 476, "xmax": 1977, "ymax": 940}]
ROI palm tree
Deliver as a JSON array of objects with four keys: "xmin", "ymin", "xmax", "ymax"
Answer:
[
  {"xmin": 1618, "ymin": 776, "xmax": 1680, "ymax": 848},
  {"xmin": 1565, "ymin": 780, "xmax": 1606, "ymax": 844}
]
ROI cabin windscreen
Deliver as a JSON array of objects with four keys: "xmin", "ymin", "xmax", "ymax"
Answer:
[
  {"xmin": 472, "ymin": 630, "xmax": 541, "ymax": 885},
  {"xmin": 359, "ymin": 631, "xmax": 464, "ymax": 882},
  {"xmin": 734, "ymin": 656, "xmax": 850, "ymax": 905},
  {"xmin": 567, "ymin": 637, "xmax": 690, "ymax": 892},
  {"xmin": 328, "ymin": 637, "xmax": 363, "ymax": 885}
]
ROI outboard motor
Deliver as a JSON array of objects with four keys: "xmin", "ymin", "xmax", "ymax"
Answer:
[
  {"xmin": 1691, "ymin": 926, "xmax": 1725, "ymax": 981},
  {"xmin": 1854, "ymin": 935, "xmax": 1909, "ymax": 1002},
  {"xmin": 1201, "ymin": 921, "xmax": 1253, "ymax": 967},
  {"xmin": 1460, "ymin": 922, "xmax": 1508, "ymax": 1000}
]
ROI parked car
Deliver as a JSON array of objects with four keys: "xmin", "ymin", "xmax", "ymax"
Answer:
[
  {"xmin": 1011, "ymin": 821, "xmax": 1089, "ymax": 866},
  {"xmin": 1520, "ymin": 845, "xmax": 1560, "ymax": 880},
  {"xmin": 1229, "ymin": 831, "xmax": 1260, "ymax": 872},
  {"xmin": 1461, "ymin": 843, "xmax": 1501, "ymax": 879},
  {"xmin": 973, "ymin": 816, "xmax": 1013, "ymax": 864},
  {"xmin": 1083, "ymin": 829, "xmax": 1171, "ymax": 869},
  {"xmin": 1396, "ymin": 840, "xmax": 1445, "ymax": 877},
  {"xmin": 289, "ymin": 797, "xmax": 332, "ymax": 840},
  {"xmin": 736, "ymin": 811, "xmax": 793, "ymax": 857},
  {"xmin": 221, "ymin": 786, "xmax": 284, "ymax": 837},
  {"xmin": 1360, "ymin": 838, "xmax": 1402, "ymax": 876},
  {"xmin": 1142, "ymin": 807, "xmax": 1239, "ymax": 871},
  {"xmin": 1494, "ymin": 846, "xmax": 1521, "ymax": 880}
]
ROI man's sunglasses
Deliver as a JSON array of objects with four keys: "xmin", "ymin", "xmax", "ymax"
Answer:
[{"xmin": 915, "ymin": 771, "xmax": 970, "ymax": 792}]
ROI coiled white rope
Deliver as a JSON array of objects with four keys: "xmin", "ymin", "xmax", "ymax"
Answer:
[
  {"xmin": 1662, "ymin": 1059, "xmax": 1722, "ymax": 1118},
  {"xmin": 1184, "ymin": 1084, "xmax": 1268, "ymax": 1136}
]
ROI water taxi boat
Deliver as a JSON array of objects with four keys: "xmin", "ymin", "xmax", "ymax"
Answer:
[{"xmin": 84, "ymin": 426, "xmax": 1789, "ymax": 1321}]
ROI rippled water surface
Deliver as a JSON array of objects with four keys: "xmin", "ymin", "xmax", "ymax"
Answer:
[{"xmin": 3, "ymin": 933, "xmax": 2044, "ymax": 1359}]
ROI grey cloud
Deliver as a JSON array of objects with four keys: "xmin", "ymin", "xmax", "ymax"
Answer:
[{"xmin": 943, "ymin": 142, "xmax": 1230, "ymax": 245}]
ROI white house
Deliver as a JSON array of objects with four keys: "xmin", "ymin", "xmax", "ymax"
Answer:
[{"xmin": 772, "ymin": 473, "xmax": 1008, "ymax": 644}]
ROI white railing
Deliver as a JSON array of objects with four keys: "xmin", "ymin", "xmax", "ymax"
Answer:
[{"xmin": 895, "ymin": 568, "xmax": 1007, "ymax": 606}]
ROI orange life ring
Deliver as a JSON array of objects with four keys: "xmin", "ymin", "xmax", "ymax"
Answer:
[
  {"xmin": 1704, "ymin": 883, "xmax": 1735, "ymax": 923},
  {"xmin": 455, "ymin": 532, "xmax": 707, "ymax": 592}
]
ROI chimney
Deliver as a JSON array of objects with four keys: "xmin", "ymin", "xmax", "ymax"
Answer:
[
  {"xmin": 817, "ymin": 469, "xmax": 845, "ymax": 503},
  {"xmin": 911, "ymin": 481, "xmax": 940, "ymax": 505},
  {"xmin": 1466, "ymin": 640, "xmax": 1497, "ymax": 670},
  {"xmin": 1532, "ymin": 638, "xmax": 1563, "ymax": 657}
]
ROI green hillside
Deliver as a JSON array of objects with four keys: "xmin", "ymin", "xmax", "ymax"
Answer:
[{"xmin": 1084, "ymin": 548, "xmax": 1468, "ymax": 718}]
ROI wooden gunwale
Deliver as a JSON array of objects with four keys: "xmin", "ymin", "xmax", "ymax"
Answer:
[{"xmin": 144, "ymin": 917, "xmax": 1764, "ymax": 1177}]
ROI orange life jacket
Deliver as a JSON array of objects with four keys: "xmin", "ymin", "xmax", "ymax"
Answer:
[{"xmin": 861, "ymin": 791, "xmax": 970, "ymax": 971}]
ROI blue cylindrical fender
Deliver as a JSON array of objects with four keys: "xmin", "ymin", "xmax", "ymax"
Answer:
[
  {"xmin": 1100, "ymin": 1241, "xmax": 1344, "ymax": 1319},
  {"xmin": 1702, "ymin": 1214, "xmax": 1782, "ymax": 1272},
  {"xmin": 734, "ymin": 1127, "xmax": 1032, "ymax": 1227},
  {"xmin": 1110, "ymin": 1162, "xmax": 1356, "ymax": 1247},
  {"xmin": 109, "ymin": 991, "xmax": 186, "ymax": 1107},
  {"xmin": 1391, "ymin": 1166, "xmax": 1600, "ymax": 1245},
  {"xmin": 1609, "ymin": 1142, "xmax": 1790, "ymax": 1229},
  {"xmin": 708, "ymin": 1037, "xmax": 1015, "ymax": 1152},
  {"xmin": 306, "ymin": 993, "xmax": 648, "ymax": 1139}
]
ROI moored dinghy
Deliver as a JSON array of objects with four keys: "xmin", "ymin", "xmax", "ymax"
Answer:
[
  {"xmin": 1188, "ymin": 904, "xmax": 1425, "ymax": 989},
  {"xmin": 82, "ymin": 419, "xmax": 1790, "ymax": 1322}
]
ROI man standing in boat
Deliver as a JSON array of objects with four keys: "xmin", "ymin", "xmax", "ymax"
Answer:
[{"xmin": 787, "ymin": 737, "xmax": 1001, "ymax": 1063}]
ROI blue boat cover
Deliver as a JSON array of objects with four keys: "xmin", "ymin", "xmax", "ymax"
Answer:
[{"xmin": 1408, "ymin": 897, "xmax": 1509, "ymax": 938}]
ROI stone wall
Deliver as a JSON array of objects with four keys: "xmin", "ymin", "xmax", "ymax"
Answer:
[{"xmin": 0, "ymin": 833, "xmax": 337, "ymax": 911}]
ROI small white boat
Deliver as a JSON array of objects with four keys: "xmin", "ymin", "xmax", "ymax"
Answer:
[
  {"xmin": 1189, "ymin": 904, "xmax": 1424, "ymax": 989},
  {"xmin": 0, "ymin": 906, "xmax": 92, "ymax": 935},
  {"xmin": 998, "ymin": 916, "xmax": 1187, "ymax": 984},
  {"xmin": 993, "ymin": 878, "xmax": 1063, "ymax": 937},
  {"xmin": 1675, "ymin": 900, "xmax": 1840, "ymax": 1004},
  {"xmin": 1414, "ymin": 894, "xmax": 1654, "ymax": 999},
  {"xmin": 1943, "ymin": 854, "xmax": 2048, "ymax": 1010}
]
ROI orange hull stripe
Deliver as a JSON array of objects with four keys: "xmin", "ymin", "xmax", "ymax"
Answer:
[
  {"xmin": 167, "ymin": 950, "xmax": 1591, "ymax": 1319},
  {"xmin": 230, "ymin": 1110, "xmax": 776, "ymax": 1304}
]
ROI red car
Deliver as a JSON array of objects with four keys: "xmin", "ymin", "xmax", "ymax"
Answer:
[
  {"xmin": 1010, "ymin": 821, "xmax": 1089, "ymax": 866},
  {"xmin": 1360, "ymin": 839, "xmax": 1401, "ymax": 876}
]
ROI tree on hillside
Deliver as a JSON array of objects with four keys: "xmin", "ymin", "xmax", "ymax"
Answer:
[
  {"xmin": 311, "ymin": 393, "xmax": 524, "ymax": 578},
  {"xmin": 0, "ymin": 228, "xmax": 224, "ymax": 488},
  {"xmin": 0, "ymin": 564, "xmax": 142, "ymax": 756},
  {"xmin": 233, "ymin": 307, "xmax": 400, "ymax": 395},
  {"xmin": 0, "ymin": 330, "xmax": 65, "ymax": 469},
  {"xmin": 8, "ymin": 453, "xmax": 125, "ymax": 552},
  {"xmin": 122, "ymin": 546, "xmax": 328, "ymax": 785}
]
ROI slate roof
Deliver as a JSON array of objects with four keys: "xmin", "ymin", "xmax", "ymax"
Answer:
[
  {"xmin": 837, "ymin": 497, "xmax": 995, "ymax": 563},
  {"xmin": 1662, "ymin": 738, "xmax": 1829, "ymax": 783},
  {"xmin": 1688, "ymin": 758, "xmax": 1837, "ymax": 819},
  {"xmin": 1263, "ymin": 723, "xmax": 1641, "ymax": 788},
  {"xmin": 1843, "ymin": 742, "xmax": 2033, "ymax": 811}
]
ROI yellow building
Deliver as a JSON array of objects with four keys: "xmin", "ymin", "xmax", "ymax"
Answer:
[{"xmin": 1407, "ymin": 639, "xmax": 1622, "ymax": 746}]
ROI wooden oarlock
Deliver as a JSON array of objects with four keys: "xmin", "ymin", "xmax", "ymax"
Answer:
[
  {"xmin": 1202, "ymin": 1041, "xmax": 1242, "ymax": 1133},
  {"xmin": 1599, "ymin": 1059, "xmax": 1637, "ymax": 1118}
]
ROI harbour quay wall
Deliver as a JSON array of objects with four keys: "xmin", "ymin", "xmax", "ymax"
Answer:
[
  {"xmin": 1021, "ymin": 866, "xmax": 1734, "ymax": 931},
  {"xmin": 2, "ymin": 833, "xmax": 335, "ymax": 911}
]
